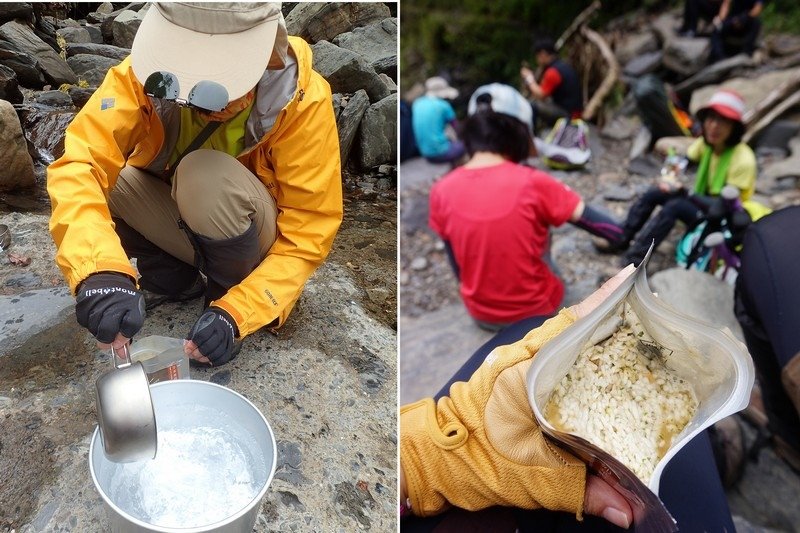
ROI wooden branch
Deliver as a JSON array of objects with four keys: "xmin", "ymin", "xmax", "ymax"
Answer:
[
  {"xmin": 580, "ymin": 26, "xmax": 619, "ymax": 121},
  {"xmin": 744, "ymin": 90, "xmax": 800, "ymax": 144},
  {"xmin": 556, "ymin": 0, "xmax": 601, "ymax": 51},
  {"xmin": 742, "ymin": 77, "xmax": 800, "ymax": 130}
]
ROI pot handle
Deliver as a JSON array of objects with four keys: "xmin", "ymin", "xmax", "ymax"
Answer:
[{"xmin": 111, "ymin": 344, "xmax": 133, "ymax": 370}]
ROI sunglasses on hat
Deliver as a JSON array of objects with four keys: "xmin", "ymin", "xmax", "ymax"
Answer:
[{"xmin": 143, "ymin": 71, "xmax": 229, "ymax": 112}]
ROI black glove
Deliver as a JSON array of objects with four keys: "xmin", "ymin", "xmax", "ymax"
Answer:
[
  {"xmin": 187, "ymin": 308, "xmax": 238, "ymax": 365},
  {"xmin": 75, "ymin": 272, "xmax": 145, "ymax": 344}
]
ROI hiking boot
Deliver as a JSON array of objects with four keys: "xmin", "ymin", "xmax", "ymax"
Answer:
[
  {"xmin": 708, "ymin": 416, "xmax": 745, "ymax": 489},
  {"xmin": 143, "ymin": 276, "xmax": 206, "ymax": 311}
]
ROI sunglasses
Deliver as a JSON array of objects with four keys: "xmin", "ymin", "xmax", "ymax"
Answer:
[{"xmin": 143, "ymin": 71, "xmax": 229, "ymax": 112}]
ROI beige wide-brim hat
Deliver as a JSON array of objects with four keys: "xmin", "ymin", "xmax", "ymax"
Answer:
[{"xmin": 131, "ymin": 2, "xmax": 283, "ymax": 102}]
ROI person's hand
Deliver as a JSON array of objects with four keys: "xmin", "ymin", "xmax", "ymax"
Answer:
[
  {"xmin": 185, "ymin": 308, "xmax": 238, "ymax": 366},
  {"xmin": 75, "ymin": 272, "xmax": 145, "ymax": 349},
  {"xmin": 400, "ymin": 266, "xmax": 635, "ymax": 526},
  {"xmin": 520, "ymin": 65, "xmax": 535, "ymax": 85}
]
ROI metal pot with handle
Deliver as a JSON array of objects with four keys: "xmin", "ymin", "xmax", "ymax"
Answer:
[{"xmin": 95, "ymin": 344, "xmax": 157, "ymax": 463}]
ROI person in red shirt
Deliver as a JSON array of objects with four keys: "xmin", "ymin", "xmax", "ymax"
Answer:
[
  {"xmin": 428, "ymin": 84, "xmax": 624, "ymax": 330},
  {"xmin": 520, "ymin": 38, "xmax": 583, "ymax": 129}
]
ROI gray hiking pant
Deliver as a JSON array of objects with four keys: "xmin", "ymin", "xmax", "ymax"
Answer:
[{"xmin": 107, "ymin": 149, "xmax": 278, "ymax": 301}]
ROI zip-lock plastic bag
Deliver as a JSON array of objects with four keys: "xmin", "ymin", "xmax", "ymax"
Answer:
[{"xmin": 526, "ymin": 248, "xmax": 754, "ymax": 531}]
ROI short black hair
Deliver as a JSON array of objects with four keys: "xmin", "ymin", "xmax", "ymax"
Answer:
[
  {"xmin": 532, "ymin": 38, "xmax": 557, "ymax": 55},
  {"xmin": 462, "ymin": 110, "xmax": 532, "ymax": 163}
]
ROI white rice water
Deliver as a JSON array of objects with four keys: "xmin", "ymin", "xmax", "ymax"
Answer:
[{"xmin": 106, "ymin": 405, "xmax": 267, "ymax": 528}]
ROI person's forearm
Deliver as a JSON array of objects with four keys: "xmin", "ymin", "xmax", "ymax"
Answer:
[
  {"xmin": 523, "ymin": 75, "xmax": 545, "ymax": 99},
  {"xmin": 718, "ymin": 0, "xmax": 731, "ymax": 21}
]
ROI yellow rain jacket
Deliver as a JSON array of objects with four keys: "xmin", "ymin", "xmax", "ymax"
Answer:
[{"xmin": 47, "ymin": 37, "xmax": 343, "ymax": 337}]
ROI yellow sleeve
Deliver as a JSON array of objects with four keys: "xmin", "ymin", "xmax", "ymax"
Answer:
[
  {"xmin": 686, "ymin": 137, "xmax": 705, "ymax": 163},
  {"xmin": 401, "ymin": 310, "xmax": 587, "ymax": 518},
  {"xmin": 213, "ymin": 69, "xmax": 343, "ymax": 336},
  {"xmin": 47, "ymin": 58, "xmax": 153, "ymax": 293},
  {"xmin": 725, "ymin": 143, "xmax": 757, "ymax": 201}
]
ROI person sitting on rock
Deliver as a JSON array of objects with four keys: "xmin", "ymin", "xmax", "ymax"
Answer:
[
  {"xmin": 519, "ymin": 38, "xmax": 582, "ymax": 130},
  {"xmin": 411, "ymin": 76, "xmax": 466, "ymax": 164},
  {"xmin": 711, "ymin": 0, "xmax": 764, "ymax": 61},
  {"xmin": 600, "ymin": 89, "xmax": 756, "ymax": 267},
  {"xmin": 47, "ymin": 2, "xmax": 343, "ymax": 366},
  {"xmin": 680, "ymin": 0, "xmax": 764, "ymax": 61},
  {"xmin": 428, "ymin": 83, "xmax": 625, "ymax": 331}
]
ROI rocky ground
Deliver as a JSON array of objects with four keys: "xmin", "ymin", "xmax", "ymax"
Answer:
[{"xmin": 0, "ymin": 165, "xmax": 397, "ymax": 532}]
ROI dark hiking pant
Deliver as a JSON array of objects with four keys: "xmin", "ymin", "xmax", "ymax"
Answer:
[
  {"xmin": 681, "ymin": 0, "xmax": 724, "ymax": 33},
  {"xmin": 735, "ymin": 206, "xmax": 800, "ymax": 450},
  {"xmin": 622, "ymin": 188, "xmax": 706, "ymax": 265},
  {"xmin": 711, "ymin": 16, "xmax": 761, "ymax": 61},
  {"xmin": 402, "ymin": 315, "xmax": 734, "ymax": 532},
  {"xmin": 107, "ymin": 149, "xmax": 278, "ymax": 305}
]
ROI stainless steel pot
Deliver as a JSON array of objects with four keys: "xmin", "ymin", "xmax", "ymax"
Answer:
[
  {"xmin": 95, "ymin": 345, "xmax": 158, "ymax": 463},
  {"xmin": 89, "ymin": 381, "xmax": 277, "ymax": 533}
]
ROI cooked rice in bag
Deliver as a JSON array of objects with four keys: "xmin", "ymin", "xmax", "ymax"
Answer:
[{"xmin": 544, "ymin": 310, "xmax": 698, "ymax": 484}]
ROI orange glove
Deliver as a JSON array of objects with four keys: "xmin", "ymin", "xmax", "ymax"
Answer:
[{"xmin": 401, "ymin": 309, "xmax": 587, "ymax": 518}]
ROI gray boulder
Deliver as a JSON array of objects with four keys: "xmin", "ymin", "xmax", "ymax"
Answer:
[
  {"xmin": 68, "ymin": 86, "xmax": 95, "ymax": 108},
  {"xmin": 379, "ymin": 73, "xmax": 397, "ymax": 93},
  {"xmin": 32, "ymin": 89, "xmax": 74, "ymax": 108},
  {"xmin": 0, "ymin": 39, "xmax": 45, "ymax": 87},
  {"xmin": 333, "ymin": 18, "xmax": 397, "ymax": 78},
  {"xmin": 286, "ymin": 2, "xmax": 391, "ymax": 44},
  {"xmin": 311, "ymin": 40, "xmax": 389, "ymax": 103},
  {"xmin": 649, "ymin": 268, "xmax": 743, "ymax": 341},
  {"xmin": 651, "ymin": 12, "xmax": 680, "ymax": 44},
  {"xmin": 663, "ymin": 37, "xmax": 711, "ymax": 77},
  {"xmin": 623, "ymin": 51, "xmax": 663, "ymax": 78},
  {"xmin": 0, "ymin": 98, "xmax": 35, "ymax": 191},
  {"xmin": 674, "ymin": 54, "xmax": 755, "ymax": 96},
  {"xmin": 67, "ymin": 53, "xmax": 120, "ymax": 77},
  {"xmin": 66, "ymin": 54, "xmax": 120, "ymax": 86},
  {"xmin": 356, "ymin": 93, "xmax": 397, "ymax": 169},
  {"xmin": 337, "ymin": 89, "xmax": 370, "ymax": 164},
  {"xmin": 84, "ymin": 25, "xmax": 104, "ymax": 45},
  {"xmin": 56, "ymin": 26, "xmax": 92, "ymax": 45},
  {"xmin": 0, "ymin": 3, "xmax": 33, "ymax": 24},
  {"xmin": 97, "ymin": 2, "xmax": 115, "ymax": 15},
  {"xmin": 56, "ymin": 18, "xmax": 81, "ymax": 29},
  {"xmin": 0, "ymin": 63, "xmax": 23, "ymax": 103},
  {"xmin": 111, "ymin": 9, "xmax": 145, "ymax": 49},
  {"xmin": 66, "ymin": 42, "xmax": 130, "ymax": 62},
  {"xmin": 690, "ymin": 66, "xmax": 800, "ymax": 115},
  {"xmin": 0, "ymin": 20, "xmax": 77, "ymax": 86},
  {"xmin": 615, "ymin": 31, "xmax": 659, "ymax": 66}
]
